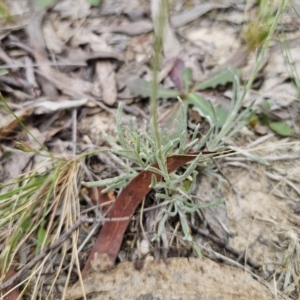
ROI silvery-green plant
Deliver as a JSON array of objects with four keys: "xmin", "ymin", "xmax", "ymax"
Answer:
[
  {"xmin": 82, "ymin": 99, "xmax": 224, "ymax": 249},
  {"xmin": 82, "ymin": 0, "xmax": 288, "ymax": 254}
]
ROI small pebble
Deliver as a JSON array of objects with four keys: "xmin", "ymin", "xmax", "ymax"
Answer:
[{"xmin": 140, "ymin": 239, "xmax": 150, "ymax": 255}]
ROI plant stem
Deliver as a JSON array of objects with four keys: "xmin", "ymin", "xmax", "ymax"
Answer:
[
  {"xmin": 151, "ymin": 0, "xmax": 169, "ymax": 163},
  {"xmin": 242, "ymin": 0, "xmax": 288, "ymax": 98}
]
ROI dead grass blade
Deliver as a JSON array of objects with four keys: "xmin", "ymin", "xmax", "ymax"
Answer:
[{"xmin": 0, "ymin": 154, "xmax": 86, "ymax": 299}]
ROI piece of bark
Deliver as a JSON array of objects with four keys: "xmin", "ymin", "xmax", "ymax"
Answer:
[{"xmin": 0, "ymin": 267, "xmax": 20, "ymax": 300}]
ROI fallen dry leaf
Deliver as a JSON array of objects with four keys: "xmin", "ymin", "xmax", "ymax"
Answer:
[
  {"xmin": 0, "ymin": 109, "xmax": 33, "ymax": 139},
  {"xmin": 254, "ymin": 124, "xmax": 269, "ymax": 135},
  {"xmin": 65, "ymin": 48, "xmax": 124, "ymax": 64},
  {"xmin": 171, "ymin": 3, "xmax": 230, "ymax": 28},
  {"xmin": 35, "ymin": 51, "xmax": 101, "ymax": 98},
  {"xmin": 43, "ymin": 20, "xmax": 65, "ymax": 54},
  {"xmin": 26, "ymin": 7, "xmax": 102, "ymax": 99},
  {"xmin": 26, "ymin": 8, "xmax": 59, "ymax": 97},
  {"xmin": 23, "ymin": 56, "xmax": 40, "ymax": 97},
  {"xmin": 92, "ymin": 3, "xmax": 230, "ymax": 37},
  {"xmin": 33, "ymin": 98, "xmax": 88, "ymax": 115},
  {"xmin": 1, "ymin": 127, "xmax": 46, "ymax": 188},
  {"xmin": 0, "ymin": 83, "xmax": 33, "ymax": 101},
  {"xmin": 89, "ymin": 186, "xmax": 115, "ymax": 215},
  {"xmin": 95, "ymin": 61, "xmax": 117, "ymax": 106},
  {"xmin": 52, "ymin": 0, "xmax": 91, "ymax": 19},
  {"xmin": 0, "ymin": 46, "xmax": 17, "ymax": 68},
  {"xmin": 95, "ymin": 20, "xmax": 154, "ymax": 36},
  {"xmin": 168, "ymin": 58, "xmax": 185, "ymax": 92}
]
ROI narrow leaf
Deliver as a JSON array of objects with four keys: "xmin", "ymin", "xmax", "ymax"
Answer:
[
  {"xmin": 169, "ymin": 58, "xmax": 185, "ymax": 92},
  {"xmin": 260, "ymin": 99, "xmax": 271, "ymax": 110},
  {"xmin": 270, "ymin": 122, "xmax": 293, "ymax": 136},
  {"xmin": 182, "ymin": 67, "xmax": 193, "ymax": 93},
  {"xmin": 88, "ymin": 0, "xmax": 102, "ymax": 6},
  {"xmin": 187, "ymin": 93, "xmax": 227, "ymax": 127},
  {"xmin": 230, "ymin": 146, "xmax": 269, "ymax": 165},
  {"xmin": 194, "ymin": 67, "xmax": 241, "ymax": 91},
  {"xmin": 128, "ymin": 78, "xmax": 178, "ymax": 99},
  {"xmin": 35, "ymin": 0, "xmax": 56, "ymax": 8},
  {"xmin": 36, "ymin": 227, "xmax": 49, "ymax": 253}
]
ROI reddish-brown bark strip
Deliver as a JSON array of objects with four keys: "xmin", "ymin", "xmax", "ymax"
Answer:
[
  {"xmin": 81, "ymin": 153, "xmax": 201, "ymax": 277},
  {"xmin": 0, "ymin": 267, "xmax": 20, "ymax": 300}
]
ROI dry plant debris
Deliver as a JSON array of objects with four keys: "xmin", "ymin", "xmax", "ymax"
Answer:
[{"xmin": 0, "ymin": 0, "xmax": 300, "ymax": 300}]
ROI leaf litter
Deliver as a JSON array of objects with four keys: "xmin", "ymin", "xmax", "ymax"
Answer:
[{"xmin": 0, "ymin": 0, "xmax": 300, "ymax": 300}]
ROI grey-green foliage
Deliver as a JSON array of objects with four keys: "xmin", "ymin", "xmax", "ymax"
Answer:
[
  {"xmin": 35, "ymin": 0, "xmax": 56, "ymax": 8},
  {"xmin": 81, "ymin": 5, "xmax": 281, "ymax": 243},
  {"xmin": 82, "ymin": 99, "xmax": 222, "ymax": 243},
  {"xmin": 193, "ymin": 67, "xmax": 241, "ymax": 91},
  {"xmin": 205, "ymin": 74, "xmax": 254, "ymax": 151},
  {"xmin": 83, "ymin": 99, "xmax": 203, "ymax": 191},
  {"xmin": 81, "ymin": 71, "xmax": 261, "ymax": 246},
  {"xmin": 82, "ymin": 0, "xmax": 288, "ymax": 251}
]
